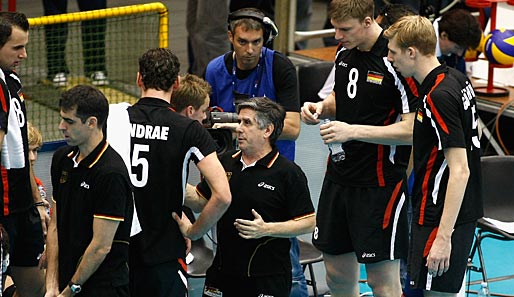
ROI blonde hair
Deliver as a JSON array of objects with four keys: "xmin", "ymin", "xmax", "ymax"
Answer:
[
  {"xmin": 383, "ymin": 15, "xmax": 437, "ymax": 56},
  {"xmin": 328, "ymin": 0, "xmax": 374, "ymax": 23},
  {"xmin": 27, "ymin": 122, "xmax": 43, "ymax": 148},
  {"xmin": 171, "ymin": 74, "xmax": 211, "ymax": 112}
]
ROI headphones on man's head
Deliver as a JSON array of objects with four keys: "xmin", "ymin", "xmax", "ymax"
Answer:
[{"xmin": 227, "ymin": 8, "xmax": 279, "ymax": 45}]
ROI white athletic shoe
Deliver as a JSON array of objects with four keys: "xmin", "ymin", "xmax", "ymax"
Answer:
[
  {"xmin": 52, "ymin": 72, "xmax": 67, "ymax": 87},
  {"xmin": 91, "ymin": 71, "xmax": 109, "ymax": 86}
]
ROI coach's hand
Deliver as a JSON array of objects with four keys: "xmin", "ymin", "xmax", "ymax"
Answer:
[{"xmin": 234, "ymin": 209, "xmax": 269, "ymax": 239}]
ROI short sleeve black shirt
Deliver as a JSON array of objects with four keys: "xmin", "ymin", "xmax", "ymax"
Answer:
[
  {"xmin": 51, "ymin": 140, "xmax": 133, "ymax": 290},
  {"xmin": 197, "ymin": 149, "xmax": 315, "ymax": 277}
]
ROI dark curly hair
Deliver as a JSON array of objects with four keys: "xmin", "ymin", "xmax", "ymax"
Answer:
[{"xmin": 138, "ymin": 48, "xmax": 180, "ymax": 92}]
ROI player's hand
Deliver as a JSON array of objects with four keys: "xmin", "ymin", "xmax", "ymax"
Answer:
[
  {"xmin": 426, "ymin": 236, "xmax": 451, "ymax": 277},
  {"xmin": 212, "ymin": 122, "xmax": 239, "ymax": 131},
  {"xmin": 320, "ymin": 120, "xmax": 352, "ymax": 144},
  {"xmin": 301, "ymin": 102, "xmax": 322, "ymax": 125},
  {"xmin": 38, "ymin": 247, "xmax": 47, "ymax": 270},
  {"xmin": 234, "ymin": 209, "xmax": 269, "ymax": 239},
  {"xmin": 56, "ymin": 287, "xmax": 72, "ymax": 297},
  {"xmin": 185, "ymin": 236, "xmax": 192, "ymax": 255},
  {"xmin": 36, "ymin": 204, "xmax": 50, "ymax": 237},
  {"xmin": 172, "ymin": 211, "xmax": 193, "ymax": 239},
  {"xmin": 44, "ymin": 288, "xmax": 59, "ymax": 297}
]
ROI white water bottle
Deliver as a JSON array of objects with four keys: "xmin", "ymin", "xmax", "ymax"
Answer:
[
  {"xmin": 323, "ymin": 119, "xmax": 345, "ymax": 162},
  {"xmin": 477, "ymin": 282, "xmax": 490, "ymax": 297}
]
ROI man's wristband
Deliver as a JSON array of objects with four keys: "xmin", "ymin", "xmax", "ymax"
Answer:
[{"xmin": 34, "ymin": 201, "xmax": 46, "ymax": 207}]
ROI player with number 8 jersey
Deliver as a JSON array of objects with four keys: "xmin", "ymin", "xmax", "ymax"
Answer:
[
  {"xmin": 299, "ymin": 1, "xmax": 418, "ymax": 295},
  {"xmin": 330, "ymin": 32, "xmax": 417, "ymax": 186}
]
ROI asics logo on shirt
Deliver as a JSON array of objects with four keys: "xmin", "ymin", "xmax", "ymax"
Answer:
[
  {"xmin": 338, "ymin": 61, "xmax": 348, "ymax": 68},
  {"xmin": 362, "ymin": 252, "xmax": 376, "ymax": 258},
  {"xmin": 80, "ymin": 181, "xmax": 90, "ymax": 189},
  {"xmin": 257, "ymin": 181, "xmax": 275, "ymax": 191}
]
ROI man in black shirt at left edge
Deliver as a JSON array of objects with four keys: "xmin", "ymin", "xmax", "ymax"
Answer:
[{"xmin": 46, "ymin": 85, "xmax": 134, "ymax": 297}]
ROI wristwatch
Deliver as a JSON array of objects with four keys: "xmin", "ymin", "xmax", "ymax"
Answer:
[{"xmin": 68, "ymin": 281, "xmax": 82, "ymax": 294}]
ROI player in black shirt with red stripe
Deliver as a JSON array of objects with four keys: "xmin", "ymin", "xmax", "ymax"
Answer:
[
  {"xmin": 385, "ymin": 15, "xmax": 482, "ymax": 294},
  {"xmin": 0, "ymin": 12, "xmax": 47, "ymax": 297},
  {"xmin": 301, "ymin": 1, "xmax": 417, "ymax": 296}
]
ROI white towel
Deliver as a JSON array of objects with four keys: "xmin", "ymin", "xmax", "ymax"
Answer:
[{"xmin": 108, "ymin": 102, "xmax": 142, "ymax": 237}]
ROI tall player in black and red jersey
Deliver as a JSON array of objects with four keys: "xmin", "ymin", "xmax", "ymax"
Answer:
[
  {"xmin": 0, "ymin": 12, "xmax": 48, "ymax": 297},
  {"xmin": 300, "ymin": 0, "xmax": 418, "ymax": 296},
  {"xmin": 385, "ymin": 16, "xmax": 482, "ymax": 296}
]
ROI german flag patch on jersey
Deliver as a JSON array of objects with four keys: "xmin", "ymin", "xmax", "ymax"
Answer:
[
  {"xmin": 417, "ymin": 110, "xmax": 423, "ymax": 122},
  {"xmin": 60, "ymin": 171, "xmax": 68, "ymax": 184},
  {"xmin": 366, "ymin": 71, "xmax": 384, "ymax": 85}
]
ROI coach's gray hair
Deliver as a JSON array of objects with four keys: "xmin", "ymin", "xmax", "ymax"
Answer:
[{"xmin": 237, "ymin": 97, "xmax": 285, "ymax": 146}]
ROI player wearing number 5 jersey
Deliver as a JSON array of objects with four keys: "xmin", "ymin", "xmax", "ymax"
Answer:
[
  {"xmin": 300, "ymin": 1, "xmax": 417, "ymax": 296},
  {"xmin": 385, "ymin": 16, "xmax": 482, "ymax": 294},
  {"xmin": 121, "ymin": 48, "xmax": 231, "ymax": 297}
]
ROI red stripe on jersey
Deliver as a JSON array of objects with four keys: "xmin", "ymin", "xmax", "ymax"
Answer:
[
  {"xmin": 1, "ymin": 166, "xmax": 9, "ymax": 216},
  {"xmin": 426, "ymin": 74, "xmax": 449, "ymax": 134},
  {"xmin": 418, "ymin": 146, "xmax": 439, "ymax": 225},
  {"xmin": 178, "ymin": 257, "xmax": 187, "ymax": 271},
  {"xmin": 0, "ymin": 88, "xmax": 7, "ymax": 113},
  {"xmin": 423, "ymin": 227, "xmax": 439, "ymax": 257},
  {"xmin": 383, "ymin": 179, "xmax": 403, "ymax": 229},
  {"xmin": 376, "ymin": 145, "xmax": 385, "ymax": 187},
  {"xmin": 405, "ymin": 77, "xmax": 419, "ymax": 97},
  {"xmin": 376, "ymin": 109, "xmax": 395, "ymax": 187}
]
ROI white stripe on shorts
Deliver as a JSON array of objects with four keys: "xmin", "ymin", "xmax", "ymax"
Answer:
[{"xmin": 390, "ymin": 192, "xmax": 406, "ymax": 260}]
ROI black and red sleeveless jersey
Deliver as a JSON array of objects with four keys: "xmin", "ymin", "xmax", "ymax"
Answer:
[
  {"xmin": 0, "ymin": 70, "xmax": 33, "ymax": 216},
  {"xmin": 327, "ymin": 32, "xmax": 418, "ymax": 187},
  {"xmin": 412, "ymin": 64, "xmax": 482, "ymax": 227}
]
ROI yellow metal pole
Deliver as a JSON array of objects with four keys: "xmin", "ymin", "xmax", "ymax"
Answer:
[{"xmin": 28, "ymin": 2, "xmax": 169, "ymax": 48}]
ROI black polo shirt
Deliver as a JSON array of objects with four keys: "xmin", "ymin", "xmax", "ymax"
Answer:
[
  {"xmin": 51, "ymin": 140, "xmax": 133, "ymax": 290},
  {"xmin": 329, "ymin": 31, "xmax": 418, "ymax": 187},
  {"xmin": 197, "ymin": 148, "xmax": 315, "ymax": 277}
]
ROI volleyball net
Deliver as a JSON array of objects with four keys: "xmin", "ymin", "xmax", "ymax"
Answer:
[{"xmin": 19, "ymin": 2, "xmax": 168, "ymax": 142}]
